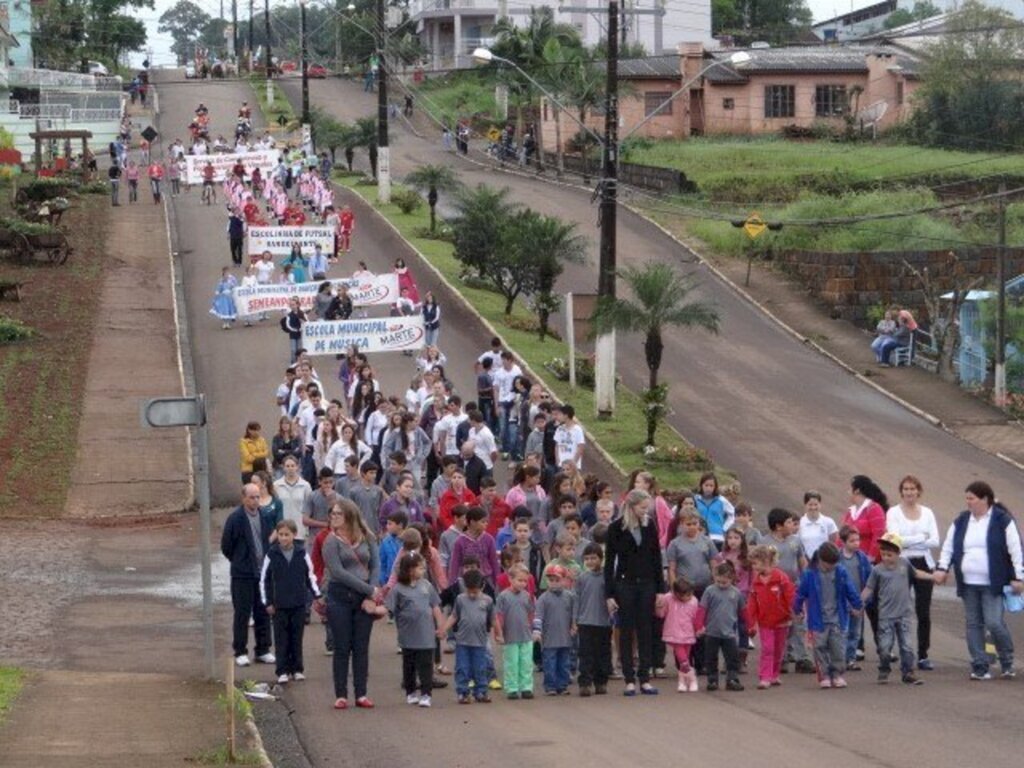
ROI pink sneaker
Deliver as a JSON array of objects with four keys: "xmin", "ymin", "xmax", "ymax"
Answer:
[
  {"xmin": 757, "ymin": 680, "xmax": 770, "ymax": 690},
  {"xmin": 819, "ymin": 678, "xmax": 832, "ymax": 689},
  {"xmin": 833, "ymin": 676, "xmax": 848, "ymax": 688}
]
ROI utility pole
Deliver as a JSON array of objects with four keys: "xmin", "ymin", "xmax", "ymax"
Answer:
[
  {"xmin": 594, "ymin": 0, "xmax": 619, "ymax": 417},
  {"xmin": 995, "ymin": 182, "xmax": 1007, "ymax": 405},
  {"xmin": 300, "ymin": 0, "xmax": 312, "ymax": 151},
  {"xmin": 265, "ymin": 0, "xmax": 273, "ymax": 104},
  {"xmin": 232, "ymin": 0, "xmax": 238, "ymax": 60},
  {"xmin": 376, "ymin": 0, "xmax": 391, "ymax": 203},
  {"xmin": 249, "ymin": 0, "xmax": 254, "ymax": 67}
]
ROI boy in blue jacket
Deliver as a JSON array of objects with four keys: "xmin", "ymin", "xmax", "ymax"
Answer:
[
  {"xmin": 379, "ymin": 510, "xmax": 408, "ymax": 587},
  {"xmin": 794, "ymin": 542, "xmax": 863, "ymax": 689}
]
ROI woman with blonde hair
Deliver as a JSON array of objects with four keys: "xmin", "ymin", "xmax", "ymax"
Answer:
[{"xmin": 604, "ymin": 489, "xmax": 665, "ymax": 696}]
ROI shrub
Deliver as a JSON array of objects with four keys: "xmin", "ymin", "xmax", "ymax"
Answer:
[
  {"xmin": 642, "ymin": 443, "xmax": 714, "ymax": 471},
  {"xmin": 80, "ymin": 181, "xmax": 109, "ymax": 194},
  {"xmin": 503, "ymin": 315, "xmax": 562, "ymax": 341},
  {"xmin": 0, "ymin": 316, "xmax": 32, "ymax": 344},
  {"xmin": 391, "ymin": 187, "xmax": 423, "ymax": 215},
  {"xmin": 544, "ymin": 356, "xmax": 594, "ymax": 388}
]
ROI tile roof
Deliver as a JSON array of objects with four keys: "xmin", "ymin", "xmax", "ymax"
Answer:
[
  {"xmin": 705, "ymin": 46, "xmax": 877, "ymax": 83},
  {"xmin": 616, "ymin": 54, "xmax": 682, "ymax": 79}
]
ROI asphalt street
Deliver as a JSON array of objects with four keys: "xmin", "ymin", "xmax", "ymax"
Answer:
[
  {"xmin": 154, "ymin": 73, "xmax": 1024, "ymax": 768},
  {"xmin": 281, "ymin": 75, "xmax": 1022, "ymax": 530}
]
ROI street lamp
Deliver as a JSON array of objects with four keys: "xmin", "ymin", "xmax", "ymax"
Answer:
[
  {"xmin": 346, "ymin": 2, "xmax": 390, "ymax": 202},
  {"xmin": 300, "ymin": 0, "xmax": 312, "ymax": 151},
  {"xmin": 472, "ymin": 45, "xmax": 751, "ymax": 415}
]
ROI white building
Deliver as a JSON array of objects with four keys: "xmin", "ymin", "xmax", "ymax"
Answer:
[{"xmin": 411, "ymin": 0, "xmax": 712, "ymax": 70}]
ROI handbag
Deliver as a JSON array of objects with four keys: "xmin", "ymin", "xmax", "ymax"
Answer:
[{"xmin": 1004, "ymin": 585, "xmax": 1024, "ymax": 614}]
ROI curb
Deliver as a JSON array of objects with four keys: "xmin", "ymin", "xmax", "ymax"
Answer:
[
  {"xmin": 451, "ymin": 150, "xmax": 1024, "ymax": 475},
  {"xmin": 338, "ymin": 181, "xmax": 629, "ymax": 481},
  {"xmin": 243, "ymin": 715, "xmax": 274, "ymax": 768}
]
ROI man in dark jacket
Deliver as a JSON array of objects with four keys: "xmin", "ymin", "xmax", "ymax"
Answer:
[
  {"xmin": 221, "ymin": 484, "xmax": 276, "ymax": 667},
  {"xmin": 227, "ymin": 210, "xmax": 245, "ymax": 266}
]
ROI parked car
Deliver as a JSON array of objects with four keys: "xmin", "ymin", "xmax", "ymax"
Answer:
[
  {"xmin": 308, "ymin": 64, "xmax": 328, "ymax": 79},
  {"xmin": 279, "ymin": 60, "xmax": 297, "ymax": 73},
  {"xmin": 184, "ymin": 64, "xmax": 197, "ymax": 79},
  {"xmin": 88, "ymin": 61, "xmax": 108, "ymax": 76}
]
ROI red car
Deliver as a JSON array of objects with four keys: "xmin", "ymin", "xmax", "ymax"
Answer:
[
  {"xmin": 279, "ymin": 60, "xmax": 297, "ymax": 73},
  {"xmin": 308, "ymin": 64, "xmax": 328, "ymax": 79}
]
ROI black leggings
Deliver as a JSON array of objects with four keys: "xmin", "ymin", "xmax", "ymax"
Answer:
[
  {"xmin": 614, "ymin": 580, "xmax": 656, "ymax": 685},
  {"xmin": 402, "ymin": 648, "xmax": 434, "ymax": 695},
  {"xmin": 908, "ymin": 556, "xmax": 933, "ymax": 660}
]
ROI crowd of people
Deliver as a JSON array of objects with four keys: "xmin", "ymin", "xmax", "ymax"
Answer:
[
  {"xmin": 223, "ymin": 328, "xmax": 1024, "ymax": 708},
  {"xmin": 207, "ymin": 101, "xmax": 1022, "ymax": 714}
]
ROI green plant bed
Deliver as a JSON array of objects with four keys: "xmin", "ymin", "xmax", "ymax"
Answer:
[
  {"xmin": 79, "ymin": 181, "xmax": 108, "ymax": 195},
  {"xmin": 0, "ymin": 667, "xmax": 24, "ymax": 722},
  {"xmin": 0, "ymin": 218, "xmax": 57, "ymax": 237},
  {"xmin": 338, "ymin": 176, "xmax": 734, "ymax": 492}
]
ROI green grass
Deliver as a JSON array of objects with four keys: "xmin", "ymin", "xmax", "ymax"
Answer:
[
  {"xmin": 625, "ymin": 136, "xmax": 1024, "ymax": 204},
  {"xmin": 0, "ymin": 667, "xmax": 24, "ymax": 722},
  {"xmin": 339, "ymin": 177, "xmax": 734, "ymax": 492},
  {"xmin": 412, "ymin": 71, "xmax": 500, "ymax": 129},
  {"xmin": 249, "ymin": 76, "xmax": 297, "ymax": 129}
]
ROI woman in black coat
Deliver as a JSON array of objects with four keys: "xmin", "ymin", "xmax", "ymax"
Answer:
[{"xmin": 604, "ymin": 489, "xmax": 665, "ymax": 696}]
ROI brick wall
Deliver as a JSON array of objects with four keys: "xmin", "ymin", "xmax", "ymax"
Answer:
[{"xmin": 775, "ymin": 248, "xmax": 1024, "ymax": 326}]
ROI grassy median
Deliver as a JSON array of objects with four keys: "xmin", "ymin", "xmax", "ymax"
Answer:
[{"xmin": 339, "ymin": 176, "xmax": 735, "ymax": 492}]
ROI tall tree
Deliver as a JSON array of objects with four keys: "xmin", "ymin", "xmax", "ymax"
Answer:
[
  {"xmin": 908, "ymin": 1, "xmax": 1024, "ymax": 149},
  {"xmin": 159, "ymin": 1, "xmax": 211, "ymax": 64},
  {"xmin": 591, "ymin": 262, "xmax": 719, "ymax": 445},
  {"xmin": 450, "ymin": 184, "xmax": 519, "ymax": 282},
  {"xmin": 713, "ymin": 0, "xmax": 812, "ymax": 44},
  {"xmin": 515, "ymin": 212, "xmax": 586, "ymax": 339},
  {"xmin": 404, "ymin": 164, "xmax": 463, "ymax": 233}
]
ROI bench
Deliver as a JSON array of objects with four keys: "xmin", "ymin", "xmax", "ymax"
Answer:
[{"xmin": 0, "ymin": 280, "xmax": 25, "ymax": 301}]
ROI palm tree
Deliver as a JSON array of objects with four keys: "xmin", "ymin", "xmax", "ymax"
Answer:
[
  {"xmin": 520, "ymin": 212, "xmax": 586, "ymax": 338},
  {"xmin": 450, "ymin": 184, "xmax": 519, "ymax": 279},
  {"xmin": 352, "ymin": 116, "xmax": 378, "ymax": 177},
  {"xmin": 404, "ymin": 164, "xmax": 463, "ymax": 233},
  {"xmin": 592, "ymin": 262, "xmax": 720, "ymax": 393}
]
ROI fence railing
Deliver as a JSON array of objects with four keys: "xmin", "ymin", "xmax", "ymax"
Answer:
[
  {"xmin": 7, "ymin": 67, "xmax": 123, "ymax": 91},
  {"xmin": 70, "ymin": 108, "xmax": 123, "ymax": 121}
]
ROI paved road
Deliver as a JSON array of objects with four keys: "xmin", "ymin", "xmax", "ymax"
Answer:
[
  {"xmin": 282, "ymin": 76, "xmax": 1022, "ymax": 527},
  {"xmin": 145, "ymin": 74, "xmax": 1024, "ymax": 768}
]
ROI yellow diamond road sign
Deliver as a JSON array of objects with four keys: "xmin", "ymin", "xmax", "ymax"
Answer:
[{"xmin": 743, "ymin": 212, "xmax": 767, "ymax": 239}]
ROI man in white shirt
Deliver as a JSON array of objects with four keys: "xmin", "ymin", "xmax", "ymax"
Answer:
[
  {"xmin": 433, "ymin": 395, "xmax": 465, "ymax": 460},
  {"xmin": 491, "ymin": 351, "xmax": 522, "ymax": 458},
  {"xmin": 468, "ymin": 410, "xmax": 497, "ymax": 471},
  {"xmin": 273, "ymin": 455, "xmax": 313, "ymax": 540},
  {"xmin": 477, "ymin": 336, "xmax": 503, "ymax": 369},
  {"xmin": 275, "ymin": 366, "xmax": 297, "ymax": 415},
  {"xmin": 553, "ymin": 404, "xmax": 585, "ymax": 470}
]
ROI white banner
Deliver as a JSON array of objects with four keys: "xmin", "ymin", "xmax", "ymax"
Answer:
[
  {"xmin": 302, "ymin": 317, "xmax": 426, "ymax": 355},
  {"xmin": 185, "ymin": 149, "xmax": 277, "ymax": 184},
  {"xmin": 233, "ymin": 274, "xmax": 401, "ymax": 315},
  {"xmin": 247, "ymin": 225, "xmax": 335, "ymax": 256}
]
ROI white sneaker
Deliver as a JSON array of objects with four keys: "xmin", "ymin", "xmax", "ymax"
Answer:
[
  {"xmin": 418, "ymin": 695, "xmax": 432, "ymax": 708},
  {"xmin": 235, "ymin": 655, "xmax": 251, "ymax": 667},
  {"xmin": 293, "ymin": 673, "xmax": 306, "ymax": 681},
  {"xmin": 406, "ymin": 693, "xmax": 420, "ymax": 705},
  {"xmin": 278, "ymin": 674, "xmax": 290, "ymax": 684},
  {"xmin": 257, "ymin": 653, "xmax": 276, "ymax": 664}
]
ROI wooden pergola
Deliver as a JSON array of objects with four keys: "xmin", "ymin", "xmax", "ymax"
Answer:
[{"xmin": 29, "ymin": 129, "xmax": 93, "ymax": 181}]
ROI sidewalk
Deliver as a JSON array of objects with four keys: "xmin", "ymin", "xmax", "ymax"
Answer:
[
  {"xmin": 64, "ymin": 100, "xmax": 192, "ymax": 518},
  {"xmin": 0, "ymin": 671, "xmax": 222, "ymax": 768}
]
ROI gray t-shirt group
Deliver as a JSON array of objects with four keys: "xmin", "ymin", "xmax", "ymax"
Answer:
[
  {"xmin": 453, "ymin": 592, "xmax": 495, "ymax": 647},
  {"xmin": 535, "ymin": 588, "xmax": 576, "ymax": 648},
  {"xmin": 666, "ymin": 534, "xmax": 716, "ymax": 588},
  {"xmin": 574, "ymin": 569, "xmax": 610, "ymax": 627},
  {"xmin": 385, "ymin": 580, "xmax": 441, "ymax": 650},
  {"xmin": 495, "ymin": 589, "xmax": 534, "ymax": 643},
  {"xmin": 865, "ymin": 559, "xmax": 914, "ymax": 621},
  {"xmin": 769, "ymin": 534, "xmax": 804, "ymax": 582},
  {"xmin": 699, "ymin": 584, "xmax": 747, "ymax": 639}
]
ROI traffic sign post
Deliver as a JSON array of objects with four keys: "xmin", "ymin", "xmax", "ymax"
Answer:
[
  {"xmin": 141, "ymin": 395, "xmax": 215, "ymax": 681},
  {"xmin": 731, "ymin": 212, "xmax": 781, "ymax": 287},
  {"xmin": 743, "ymin": 212, "xmax": 767, "ymax": 240}
]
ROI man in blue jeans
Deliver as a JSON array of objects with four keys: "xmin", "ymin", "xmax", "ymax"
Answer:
[{"xmin": 491, "ymin": 351, "xmax": 522, "ymax": 459}]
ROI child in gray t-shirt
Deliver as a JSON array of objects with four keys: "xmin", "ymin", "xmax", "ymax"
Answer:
[
  {"xmin": 385, "ymin": 552, "xmax": 445, "ymax": 706},
  {"xmin": 699, "ymin": 563, "xmax": 747, "ymax": 691},
  {"xmin": 666, "ymin": 511, "xmax": 716, "ymax": 590},
  {"xmin": 862, "ymin": 534, "xmax": 931, "ymax": 686},
  {"xmin": 532, "ymin": 565, "xmax": 576, "ymax": 695},
  {"xmin": 495, "ymin": 565, "xmax": 536, "ymax": 698},
  {"xmin": 444, "ymin": 570, "xmax": 495, "ymax": 703}
]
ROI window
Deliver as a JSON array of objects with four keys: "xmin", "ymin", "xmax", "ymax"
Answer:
[
  {"xmin": 644, "ymin": 91, "xmax": 673, "ymax": 118},
  {"xmin": 722, "ymin": 97, "xmax": 734, "ymax": 110},
  {"xmin": 815, "ymin": 85, "xmax": 848, "ymax": 117},
  {"xmin": 764, "ymin": 85, "xmax": 795, "ymax": 118},
  {"xmin": 896, "ymin": 80, "xmax": 904, "ymax": 106}
]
